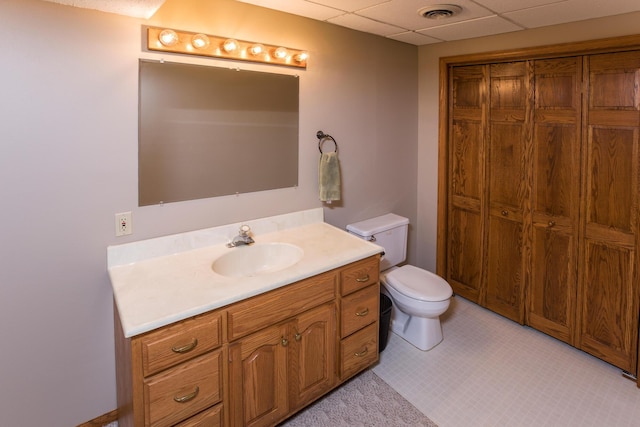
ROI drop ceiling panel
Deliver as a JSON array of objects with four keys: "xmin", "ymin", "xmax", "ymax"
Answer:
[
  {"xmin": 387, "ymin": 31, "xmax": 442, "ymax": 45},
  {"xmin": 472, "ymin": 0, "xmax": 568, "ymax": 14},
  {"xmin": 357, "ymin": 0, "xmax": 494, "ymax": 31},
  {"xmin": 308, "ymin": 0, "xmax": 392, "ymax": 13},
  {"xmin": 419, "ymin": 15, "xmax": 523, "ymax": 41},
  {"xmin": 503, "ymin": 0, "xmax": 640, "ymax": 28},
  {"xmin": 328, "ymin": 13, "xmax": 406, "ymax": 37},
  {"xmin": 235, "ymin": 0, "xmax": 344, "ymax": 20}
]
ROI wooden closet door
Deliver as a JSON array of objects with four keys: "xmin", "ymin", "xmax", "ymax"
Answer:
[
  {"xmin": 527, "ymin": 58, "xmax": 582, "ymax": 344},
  {"xmin": 578, "ymin": 51, "xmax": 640, "ymax": 373},
  {"xmin": 447, "ymin": 65, "xmax": 488, "ymax": 303},
  {"xmin": 484, "ymin": 61, "xmax": 533, "ymax": 323}
]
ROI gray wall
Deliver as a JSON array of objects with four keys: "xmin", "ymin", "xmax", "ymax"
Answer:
[{"xmin": 0, "ymin": 0, "xmax": 417, "ymax": 425}]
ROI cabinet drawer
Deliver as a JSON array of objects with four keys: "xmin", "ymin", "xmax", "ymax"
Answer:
[
  {"xmin": 228, "ymin": 270, "xmax": 336, "ymax": 341},
  {"xmin": 174, "ymin": 404, "xmax": 223, "ymax": 427},
  {"xmin": 341, "ymin": 284, "xmax": 379, "ymax": 337},
  {"xmin": 144, "ymin": 351, "xmax": 223, "ymax": 427},
  {"xmin": 340, "ymin": 256, "xmax": 379, "ymax": 296},
  {"xmin": 140, "ymin": 311, "xmax": 222, "ymax": 377},
  {"xmin": 340, "ymin": 322, "xmax": 378, "ymax": 380}
]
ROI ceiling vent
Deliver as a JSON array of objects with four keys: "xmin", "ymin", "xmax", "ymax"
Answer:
[{"xmin": 417, "ymin": 4, "xmax": 463, "ymax": 19}]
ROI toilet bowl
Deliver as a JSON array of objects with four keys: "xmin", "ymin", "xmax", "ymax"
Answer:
[
  {"xmin": 381, "ymin": 265, "xmax": 452, "ymax": 351},
  {"xmin": 346, "ymin": 213, "xmax": 453, "ymax": 351}
]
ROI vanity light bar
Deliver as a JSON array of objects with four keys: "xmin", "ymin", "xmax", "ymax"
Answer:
[{"xmin": 146, "ymin": 27, "xmax": 308, "ymax": 69}]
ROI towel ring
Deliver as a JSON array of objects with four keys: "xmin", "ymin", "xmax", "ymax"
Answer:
[{"xmin": 316, "ymin": 130, "xmax": 338, "ymax": 154}]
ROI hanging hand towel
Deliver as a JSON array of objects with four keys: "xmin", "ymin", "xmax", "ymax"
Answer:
[{"xmin": 319, "ymin": 151, "xmax": 341, "ymax": 203}]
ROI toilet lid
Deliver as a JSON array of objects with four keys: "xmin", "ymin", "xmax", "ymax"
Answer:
[{"xmin": 385, "ymin": 265, "xmax": 453, "ymax": 302}]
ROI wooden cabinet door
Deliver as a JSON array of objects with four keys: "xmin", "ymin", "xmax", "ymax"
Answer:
[
  {"xmin": 290, "ymin": 303, "xmax": 336, "ymax": 410},
  {"xmin": 447, "ymin": 64, "xmax": 488, "ymax": 303},
  {"xmin": 577, "ymin": 51, "xmax": 640, "ymax": 372},
  {"xmin": 528, "ymin": 57, "xmax": 582, "ymax": 344},
  {"xmin": 228, "ymin": 323, "xmax": 289, "ymax": 427},
  {"xmin": 484, "ymin": 61, "xmax": 533, "ymax": 323}
]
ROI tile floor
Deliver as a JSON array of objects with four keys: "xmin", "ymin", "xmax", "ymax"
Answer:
[{"xmin": 372, "ymin": 296, "xmax": 640, "ymax": 427}]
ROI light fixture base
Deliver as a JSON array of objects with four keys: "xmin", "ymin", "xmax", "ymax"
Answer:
[{"xmin": 146, "ymin": 27, "xmax": 308, "ymax": 69}]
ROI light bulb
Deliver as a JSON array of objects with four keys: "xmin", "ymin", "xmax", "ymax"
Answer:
[
  {"xmin": 223, "ymin": 39, "xmax": 238, "ymax": 53},
  {"xmin": 191, "ymin": 34, "xmax": 210, "ymax": 49},
  {"xmin": 249, "ymin": 43, "xmax": 264, "ymax": 56},
  {"xmin": 295, "ymin": 51, "xmax": 309, "ymax": 62},
  {"xmin": 274, "ymin": 47, "xmax": 288, "ymax": 59},
  {"xmin": 158, "ymin": 29, "xmax": 179, "ymax": 47}
]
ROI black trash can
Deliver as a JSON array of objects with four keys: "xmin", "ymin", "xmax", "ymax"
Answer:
[{"xmin": 379, "ymin": 293, "xmax": 393, "ymax": 352}]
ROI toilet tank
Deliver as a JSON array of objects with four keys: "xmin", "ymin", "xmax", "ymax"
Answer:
[{"xmin": 346, "ymin": 213, "xmax": 409, "ymax": 270}]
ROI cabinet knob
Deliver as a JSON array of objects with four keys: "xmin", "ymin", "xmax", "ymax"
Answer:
[
  {"xmin": 548, "ymin": 220, "xmax": 556, "ymax": 227},
  {"xmin": 501, "ymin": 210, "xmax": 508, "ymax": 216},
  {"xmin": 173, "ymin": 386, "xmax": 200, "ymax": 403},
  {"xmin": 356, "ymin": 274, "xmax": 370, "ymax": 283},
  {"xmin": 294, "ymin": 333, "xmax": 302, "ymax": 342},
  {"xmin": 355, "ymin": 308, "xmax": 369, "ymax": 317},
  {"xmin": 171, "ymin": 338, "xmax": 198, "ymax": 354},
  {"xmin": 354, "ymin": 347, "xmax": 368, "ymax": 357},
  {"xmin": 281, "ymin": 337, "xmax": 289, "ymax": 347}
]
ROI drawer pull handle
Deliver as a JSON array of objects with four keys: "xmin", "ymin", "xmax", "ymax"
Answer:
[
  {"xmin": 356, "ymin": 274, "xmax": 370, "ymax": 283},
  {"xmin": 355, "ymin": 347, "xmax": 368, "ymax": 357},
  {"xmin": 282, "ymin": 337, "xmax": 289, "ymax": 347},
  {"xmin": 295, "ymin": 333, "xmax": 302, "ymax": 342},
  {"xmin": 172, "ymin": 338, "xmax": 198, "ymax": 354},
  {"xmin": 174, "ymin": 386, "xmax": 199, "ymax": 403},
  {"xmin": 355, "ymin": 308, "xmax": 369, "ymax": 317}
]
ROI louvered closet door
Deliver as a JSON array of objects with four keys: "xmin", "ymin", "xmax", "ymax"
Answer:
[
  {"xmin": 578, "ymin": 51, "xmax": 640, "ymax": 372},
  {"xmin": 527, "ymin": 57, "xmax": 582, "ymax": 344},
  {"xmin": 447, "ymin": 65, "xmax": 488, "ymax": 303},
  {"xmin": 484, "ymin": 62, "xmax": 533, "ymax": 323}
]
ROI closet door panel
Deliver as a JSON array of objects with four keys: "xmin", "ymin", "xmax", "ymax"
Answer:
[
  {"xmin": 529, "ymin": 226, "xmax": 574, "ymax": 342},
  {"xmin": 449, "ymin": 207, "xmax": 483, "ymax": 301},
  {"xmin": 452, "ymin": 121, "xmax": 483, "ymax": 200},
  {"xmin": 586, "ymin": 127, "xmax": 636, "ymax": 232},
  {"xmin": 489, "ymin": 123, "xmax": 526, "ymax": 210},
  {"xmin": 532, "ymin": 124, "xmax": 578, "ymax": 217},
  {"xmin": 578, "ymin": 51, "xmax": 640, "ymax": 372},
  {"xmin": 528, "ymin": 57, "xmax": 581, "ymax": 344},
  {"xmin": 580, "ymin": 242, "xmax": 636, "ymax": 372},
  {"xmin": 447, "ymin": 65, "xmax": 488, "ymax": 302},
  {"xmin": 486, "ymin": 216, "xmax": 523, "ymax": 321},
  {"xmin": 484, "ymin": 62, "xmax": 532, "ymax": 323}
]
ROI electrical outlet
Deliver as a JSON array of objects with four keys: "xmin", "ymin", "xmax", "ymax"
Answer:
[{"xmin": 115, "ymin": 212, "xmax": 133, "ymax": 236}]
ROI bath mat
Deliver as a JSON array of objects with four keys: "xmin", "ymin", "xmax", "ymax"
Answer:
[{"xmin": 279, "ymin": 369, "xmax": 438, "ymax": 426}]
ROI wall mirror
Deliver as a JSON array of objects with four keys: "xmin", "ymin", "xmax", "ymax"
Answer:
[{"xmin": 138, "ymin": 60, "xmax": 299, "ymax": 206}]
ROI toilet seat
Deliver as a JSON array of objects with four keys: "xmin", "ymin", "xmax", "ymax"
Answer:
[{"xmin": 385, "ymin": 265, "xmax": 453, "ymax": 302}]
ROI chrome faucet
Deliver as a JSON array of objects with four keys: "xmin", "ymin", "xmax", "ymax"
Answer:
[{"xmin": 227, "ymin": 224, "xmax": 255, "ymax": 247}]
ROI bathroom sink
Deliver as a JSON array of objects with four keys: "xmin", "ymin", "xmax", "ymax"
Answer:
[{"xmin": 212, "ymin": 243, "xmax": 304, "ymax": 278}]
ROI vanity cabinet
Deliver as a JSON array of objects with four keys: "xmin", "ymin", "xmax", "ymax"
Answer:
[
  {"xmin": 227, "ymin": 270, "xmax": 337, "ymax": 427},
  {"xmin": 115, "ymin": 255, "xmax": 380, "ymax": 427},
  {"xmin": 115, "ymin": 310, "xmax": 225, "ymax": 427},
  {"xmin": 338, "ymin": 257, "xmax": 380, "ymax": 380}
]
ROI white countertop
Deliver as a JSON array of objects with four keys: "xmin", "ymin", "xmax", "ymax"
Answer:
[{"xmin": 108, "ymin": 210, "xmax": 383, "ymax": 338}]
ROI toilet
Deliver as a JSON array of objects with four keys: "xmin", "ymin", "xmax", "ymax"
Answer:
[{"xmin": 347, "ymin": 213, "xmax": 453, "ymax": 351}]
